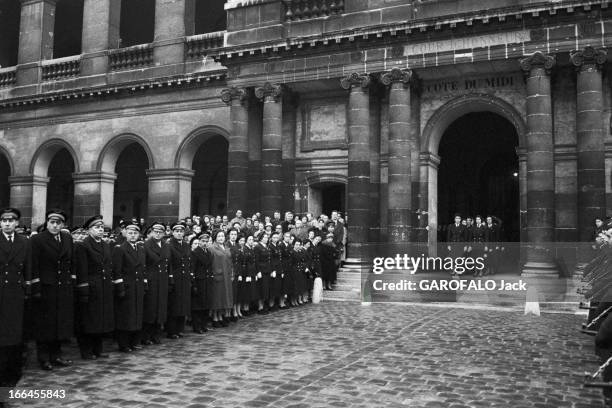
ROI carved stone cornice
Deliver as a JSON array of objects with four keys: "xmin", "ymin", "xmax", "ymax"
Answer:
[
  {"xmin": 519, "ymin": 52, "xmax": 556, "ymax": 75},
  {"xmin": 220, "ymin": 86, "xmax": 249, "ymax": 105},
  {"xmin": 340, "ymin": 73, "xmax": 371, "ymax": 90},
  {"xmin": 380, "ymin": 68, "xmax": 414, "ymax": 87},
  {"xmin": 570, "ymin": 46, "xmax": 607, "ymax": 72},
  {"xmin": 254, "ymin": 82, "xmax": 283, "ymax": 102}
]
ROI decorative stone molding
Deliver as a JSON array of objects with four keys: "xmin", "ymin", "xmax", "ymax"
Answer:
[
  {"xmin": 380, "ymin": 68, "xmax": 413, "ymax": 87},
  {"xmin": 220, "ymin": 86, "xmax": 249, "ymax": 105}
]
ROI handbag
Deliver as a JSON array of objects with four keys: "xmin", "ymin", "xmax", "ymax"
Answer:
[{"xmin": 312, "ymin": 277, "xmax": 323, "ymax": 304}]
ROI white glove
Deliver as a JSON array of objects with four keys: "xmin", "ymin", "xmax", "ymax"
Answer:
[
  {"xmin": 238, "ymin": 276, "xmax": 243, "ymax": 282},
  {"xmin": 271, "ymin": 271, "xmax": 276, "ymax": 278},
  {"xmin": 246, "ymin": 276, "xmax": 252, "ymax": 282},
  {"xmin": 257, "ymin": 272, "xmax": 262, "ymax": 279},
  {"xmin": 281, "ymin": 273, "xmax": 284, "ymax": 278}
]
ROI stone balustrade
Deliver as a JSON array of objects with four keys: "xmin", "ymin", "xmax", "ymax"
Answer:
[
  {"xmin": 0, "ymin": 67, "xmax": 17, "ymax": 87},
  {"xmin": 41, "ymin": 56, "xmax": 81, "ymax": 81},
  {"xmin": 284, "ymin": 0, "xmax": 344, "ymax": 21},
  {"xmin": 108, "ymin": 44, "xmax": 154, "ymax": 71},
  {"xmin": 185, "ymin": 31, "xmax": 226, "ymax": 60}
]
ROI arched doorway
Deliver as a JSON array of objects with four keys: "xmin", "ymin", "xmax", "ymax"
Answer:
[
  {"xmin": 113, "ymin": 142, "xmax": 149, "ymax": 226},
  {"xmin": 437, "ymin": 112, "xmax": 520, "ymax": 242},
  {"xmin": 191, "ymin": 135, "xmax": 228, "ymax": 216},
  {"xmin": 46, "ymin": 148, "xmax": 75, "ymax": 223},
  {"xmin": 0, "ymin": 150, "xmax": 11, "ymax": 208}
]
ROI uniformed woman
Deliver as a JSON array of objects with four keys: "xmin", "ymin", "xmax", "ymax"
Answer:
[
  {"xmin": 240, "ymin": 234, "xmax": 257, "ymax": 315},
  {"xmin": 166, "ymin": 222, "xmax": 191, "ymax": 339},
  {"xmin": 471, "ymin": 215, "xmax": 487, "ymax": 277},
  {"xmin": 291, "ymin": 239, "xmax": 307, "ymax": 305},
  {"xmin": 269, "ymin": 232, "xmax": 284, "ymax": 309},
  {"xmin": 254, "ymin": 234, "xmax": 271, "ymax": 313},
  {"xmin": 74, "ymin": 215, "xmax": 114, "ymax": 360},
  {"xmin": 209, "ymin": 230, "xmax": 233, "ymax": 327},
  {"xmin": 226, "ymin": 229, "xmax": 241, "ymax": 321}
]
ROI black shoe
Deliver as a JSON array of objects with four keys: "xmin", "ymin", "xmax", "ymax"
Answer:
[
  {"xmin": 40, "ymin": 361, "xmax": 53, "ymax": 371},
  {"xmin": 141, "ymin": 340, "xmax": 153, "ymax": 346},
  {"xmin": 221, "ymin": 320, "xmax": 229, "ymax": 327},
  {"xmin": 212, "ymin": 321, "xmax": 222, "ymax": 328},
  {"xmin": 167, "ymin": 334, "xmax": 179, "ymax": 339},
  {"xmin": 194, "ymin": 329, "xmax": 205, "ymax": 334},
  {"xmin": 131, "ymin": 345, "xmax": 143, "ymax": 351},
  {"xmin": 177, "ymin": 333, "xmax": 184, "ymax": 338},
  {"xmin": 95, "ymin": 353, "xmax": 109, "ymax": 359},
  {"xmin": 230, "ymin": 316, "xmax": 238, "ymax": 322},
  {"xmin": 118, "ymin": 347, "xmax": 133, "ymax": 353},
  {"xmin": 81, "ymin": 354, "xmax": 97, "ymax": 360},
  {"xmin": 152, "ymin": 337, "xmax": 162, "ymax": 345},
  {"xmin": 50, "ymin": 358, "xmax": 72, "ymax": 367}
]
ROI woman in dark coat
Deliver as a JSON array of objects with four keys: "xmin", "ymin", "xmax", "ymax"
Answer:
[
  {"xmin": 191, "ymin": 234, "xmax": 211, "ymax": 334},
  {"xmin": 240, "ymin": 235, "xmax": 257, "ymax": 314},
  {"xmin": 291, "ymin": 239, "xmax": 308, "ymax": 304},
  {"xmin": 209, "ymin": 230, "xmax": 233, "ymax": 327},
  {"xmin": 254, "ymin": 234, "xmax": 271, "ymax": 313},
  {"xmin": 280, "ymin": 232, "xmax": 296, "ymax": 306},
  {"xmin": 142, "ymin": 222, "xmax": 169, "ymax": 344},
  {"xmin": 268, "ymin": 232, "xmax": 284, "ymax": 309},
  {"xmin": 303, "ymin": 240, "xmax": 315, "ymax": 300},
  {"xmin": 320, "ymin": 233, "xmax": 339, "ymax": 291},
  {"xmin": 226, "ymin": 229, "xmax": 241, "ymax": 320}
]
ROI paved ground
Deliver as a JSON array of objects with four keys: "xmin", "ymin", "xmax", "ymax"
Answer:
[{"xmin": 6, "ymin": 301, "xmax": 605, "ymax": 408}]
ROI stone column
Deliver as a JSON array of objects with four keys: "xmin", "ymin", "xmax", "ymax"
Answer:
[
  {"xmin": 80, "ymin": 0, "xmax": 121, "ymax": 77},
  {"xmin": 16, "ymin": 0, "xmax": 56, "ymax": 86},
  {"xmin": 341, "ymin": 73, "xmax": 371, "ymax": 262},
  {"xmin": 146, "ymin": 169, "xmax": 195, "ymax": 224},
  {"xmin": 221, "ymin": 87, "xmax": 250, "ymax": 215},
  {"xmin": 255, "ymin": 82, "xmax": 284, "ymax": 216},
  {"xmin": 381, "ymin": 68, "xmax": 413, "ymax": 244},
  {"xmin": 282, "ymin": 93, "xmax": 298, "ymax": 214},
  {"xmin": 8, "ymin": 175, "xmax": 49, "ymax": 229},
  {"xmin": 519, "ymin": 52, "xmax": 557, "ymax": 277},
  {"xmin": 154, "ymin": 0, "xmax": 194, "ymax": 70},
  {"xmin": 73, "ymin": 171, "xmax": 116, "ymax": 227},
  {"xmin": 571, "ymin": 46, "xmax": 607, "ymax": 242}
]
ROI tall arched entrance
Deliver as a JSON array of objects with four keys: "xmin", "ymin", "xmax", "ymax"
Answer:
[
  {"xmin": 307, "ymin": 176, "xmax": 347, "ymax": 218},
  {"xmin": 46, "ymin": 148, "xmax": 75, "ymax": 222},
  {"xmin": 191, "ymin": 135, "xmax": 228, "ymax": 216},
  {"xmin": 437, "ymin": 112, "xmax": 520, "ymax": 242},
  {"xmin": 113, "ymin": 142, "xmax": 150, "ymax": 226}
]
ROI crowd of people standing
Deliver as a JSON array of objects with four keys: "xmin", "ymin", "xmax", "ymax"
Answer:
[{"xmin": 0, "ymin": 207, "xmax": 345, "ymax": 391}]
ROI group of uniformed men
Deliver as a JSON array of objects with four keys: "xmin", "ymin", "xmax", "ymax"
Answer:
[
  {"xmin": 0, "ymin": 206, "xmax": 344, "ymax": 392},
  {"xmin": 446, "ymin": 213, "xmax": 504, "ymax": 277}
]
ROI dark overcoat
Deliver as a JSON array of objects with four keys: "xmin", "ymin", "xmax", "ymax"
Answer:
[
  {"xmin": 0, "ymin": 233, "xmax": 30, "ymax": 346},
  {"xmin": 143, "ymin": 239, "xmax": 169, "ymax": 324},
  {"xmin": 191, "ymin": 246, "xmax": 211, "ymax": 311},
  {"xmin": 254, "ymin": 243, "xmax": 271, "ymax": 300},
  {"xmin": 74, "ymin": 236, "xmax": 114, "ymax": 334},
  {"xmin": 112, "ymin": 241, "xmax": 146, "ymax": 331},
  {"xmin": 167, "ymin": 239, "xmax": 191, "ymax": 317},
  {"xmin": 30, "ymin": 230, "xmax": 74, "ymax": 341}
]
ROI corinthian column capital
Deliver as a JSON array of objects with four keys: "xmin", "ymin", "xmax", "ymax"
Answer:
[
  {"xmin": 220, "ymin": 87, "xmax": 249, "ymax": 105},
  {"xmin": 570, "ymin": 46, "xmax": 607, "ymax": 72},
  {"xmin": 340, "ymin": 72, "xmax": 371, "ymax": 90},
  {"xmin": 519, "ymin": 52, "xmax": 556, "ymax": 75},
  {"xmin": 254, "ymin": 82, "xmax": 284, "ymax": 102}
]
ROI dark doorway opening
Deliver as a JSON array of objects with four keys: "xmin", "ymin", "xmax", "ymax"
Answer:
[
  {"xmin": 114, "ymin": 143, "xmax": 149, "ymax": 227},
  {"xmin": 53, "ymin": 0, "xmax": 84, "ymax": 58},
  {"xmin": 191, "ymin": 135, "xmax": 228, "ymax": 216},
  {"xmin": 437, "ymin": 112, "xmax": 520, "ymax": 242},
  {"xmin": 46, "ymin": 148, "xmax": 75, "ymax": 225},
  {"xmin": 0, "ymin": 153, "xmax": 10, "ymax": 208},
  {"xmin": 0, "ymin": 0, "xmax": 20, "ymax": 67},
  {"xmin": 309, "ymin": 182, "xmax": 346, "ymax": 218},
  {"xmin": 120, "ymin": 0, "xmax": 155, "ymax": 47}
]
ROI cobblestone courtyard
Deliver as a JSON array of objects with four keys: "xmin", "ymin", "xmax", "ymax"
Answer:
[{"xmin": 9, "ymin": 301, "xmax": 604, "ymax": 407}]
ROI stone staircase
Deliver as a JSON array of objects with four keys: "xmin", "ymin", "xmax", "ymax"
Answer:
[{"xmin": 324, "ymin": 258, "xmax": 362, "ymax": 301}]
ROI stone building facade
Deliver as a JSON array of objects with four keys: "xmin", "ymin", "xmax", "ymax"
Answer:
[{"xmin": 0, "ymin": 0, "xmax": 611, "ymax": 275}]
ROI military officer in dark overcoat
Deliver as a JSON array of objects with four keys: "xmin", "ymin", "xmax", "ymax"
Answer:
[
  {"xmin": 112, "ymin": 221, "xmax": 146, "ymax": 352},
  {"xmin": 0, "ymin": 208, "xmax": 30, "ymax": 389},
  {"xmin": 470, "ymin": 215, "xmax": 487, "ymax": 277},
  {"xmin": 30, "ymin": 209, "xmax": 74, "ymax": 370},
  {"xmin": 191, "ymin": 233, "xmax": 211, "ymax": 334},
  {"xmin": 142, "ymin": 221, "xmax": 169, "ymax": 345},
  {"xmin": 446, "ymin": 213, "xmax": 466, "ymax": 277},
  {"xmin": 485, "ymin": 215, "xmax": 501, "ymax": 275},
  {"xmin": 74, "ymin": 215, "xmax": 114, "ymax": 360},
  {"xmin": 166, "ymin": 222, "xmax": 191, "ymax": 339}
]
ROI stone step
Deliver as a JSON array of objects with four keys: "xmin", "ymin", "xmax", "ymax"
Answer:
[
  {"xmin": 323, "ymin": 289, "xmax": 360, "ymax": 301},
  {"xmin": 333, "ymin": 283, "xmax": 360, "ymax": 292}
]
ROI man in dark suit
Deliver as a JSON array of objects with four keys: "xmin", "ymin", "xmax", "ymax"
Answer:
[
  {"xmin": 30, "ymin": 209, "xmax": 74, "ymax": 370},
  {"xmin": 0, "ymin": 208, "xmax": 30, "ymax": 390},
  {"xmin": 74, "ymin": 215, "xmax": 114, "ymax": 360},
  {"xmin": 142, "ymin": 222, "xmax": 169, "ymax": 345},
  {"xmin": 166, "ymin": 222, "xmax": 191, "ymax": 339},
  {"xmin": 112, "ymin": 221, "xmax": 146, "ymax": 352},
  {"xmin": 447, "ymin": 213, "xmax": 466, "ymax": 277}
]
